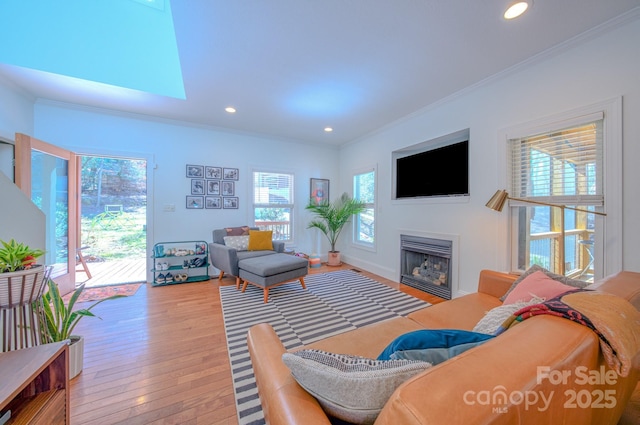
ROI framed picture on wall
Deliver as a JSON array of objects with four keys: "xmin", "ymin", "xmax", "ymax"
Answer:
[
  {"xmin": 223, "ymin": 168, "xmax": 239, "ymax": 180},
  {"xmin": 310, "ymin": 178, "xmax": 329, "ymax": 205},
  {"xmin": 205, "ymin": 166, "xmax": 222, "ymax": 179},
  {"xmin": 186, "ymin": 196, "xmax": 204, "ymax": 209},
  {"xmin": 191, "ymin": 179, "xmax": 205, "ymax": 195},
  {"xmin": 222, "ymin": 181, "xmax": 235, "ymax": 196},
  {"xmin": 207, "ymin": 180, "xmax": 221, "ymax": 195},
  {"xmin": 223, "ymin": 197, "xmax": 239, "ymax": 209},
  {"xmin": 205, "ymin": 196, "xmax": 222, "ymax": 209},
  {"xmin": 186, "ymin": 164, "xmax": 204, "ymax": 178}
]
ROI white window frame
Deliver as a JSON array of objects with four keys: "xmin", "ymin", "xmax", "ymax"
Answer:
[
  {"xmin": 251, "ymin": 169, "xmax": 294, "ymax": 243},
  {"xmin": 498, "ymin": 98, "xmax": 622, "ymax": 278},
  {"xmin": 352, "ymin": 165, "xmax": 377, "ymax": 251}
]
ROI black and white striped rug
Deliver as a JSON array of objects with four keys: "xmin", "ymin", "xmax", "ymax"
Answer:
[{"xmin": 219, "ymin": 269, "xmax": 430, "ymax": 425}]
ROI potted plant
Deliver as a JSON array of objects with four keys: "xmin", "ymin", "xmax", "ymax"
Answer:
[
  {"xmin": 306, "ymin": 193, "xmax": 366, "ymax": 266},
  {"xmin": 0, "ymin": 238, "xmax": 47, "ymax": 312},
  {"xmin": 39, "ymin": 279, "xmax": 125, "ymax": 379},
  {"xmin": 0, "ymin": 238, "xmax": 44, "ymax": 273}
]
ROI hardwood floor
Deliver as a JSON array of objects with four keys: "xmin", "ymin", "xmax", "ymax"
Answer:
[{"xmin": 69, "ymin": 263, "xmax": 444, "ymax": 424}]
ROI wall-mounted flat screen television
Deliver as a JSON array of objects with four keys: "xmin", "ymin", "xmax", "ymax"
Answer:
[{"xmin": 393, "ymin": 129, "xmax": 469, "ymax": 200}]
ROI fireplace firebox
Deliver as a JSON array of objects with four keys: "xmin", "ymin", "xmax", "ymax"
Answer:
[{"xmin": 400, "ymin": 234, "xmax": 453, "ymax": 300}]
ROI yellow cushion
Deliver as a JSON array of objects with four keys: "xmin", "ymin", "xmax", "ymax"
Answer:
[{"xmin": 248, "ymin": 230, "xmax": 274, "ymax": 251}]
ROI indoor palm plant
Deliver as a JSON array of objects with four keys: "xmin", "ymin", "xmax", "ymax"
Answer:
[
  {"xmin": 40, "ymin": 279, "xmax": 124, "ymax": 378},
  {"xmin": 306, "ymin": 193, "xmax": 366, "ymax": 266}
]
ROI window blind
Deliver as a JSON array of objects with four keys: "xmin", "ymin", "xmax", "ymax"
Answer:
[
  {"xmin": 253, "ymin": 171, "xmax": 293, "ymax": 204},
  {"xmin": 508, "ymin": 118, "xmax": 604, "ymax": 207}
]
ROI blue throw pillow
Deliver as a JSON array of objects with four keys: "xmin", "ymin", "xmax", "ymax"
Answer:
[
  {"xmin": 388, "ymin": 341, "xmax": 491, "ymax": 365},
  {"xmin": 377, "ymin": 329, "xmax": 495, "ymax": 361}
]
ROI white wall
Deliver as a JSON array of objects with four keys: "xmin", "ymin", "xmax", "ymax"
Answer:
[
  {"xmin": 0, "ymin": 76, "xmax": 34, "ymax": 178},
  {"xmin": 0, "ymin": 171, "xmax": 46, "ymax": 253},
  {"xmin": 0, "ymin": 78, "xmax": 43, "ymax": 250},
  {"xmin": 339, "ymin": 17, "xmax": 640, "ymax": 295},
  {"xmin": 32, "ymin": 104, "xmax": 341, "ymax": 260},
  {"xmin": 0, "ymin": 76, "xmax": 34, "ymax": 140}
]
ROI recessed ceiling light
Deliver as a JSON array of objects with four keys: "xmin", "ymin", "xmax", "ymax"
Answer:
[
  {"xmin": 225, "ymin": 107, "xmax": 236, "ymax": 113},
  {"xmin": 504, "ymin": 1, "xmax": 530, "ymax": 20},
  {"xmin": 324, "ymin": 127, "xmax": 333, "ymax": 133}
]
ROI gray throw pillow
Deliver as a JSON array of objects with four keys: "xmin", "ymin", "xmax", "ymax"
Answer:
[
  {"xmin": 499, "ymin": 264, "xmax": 589, "ymax": 302},
  {"xmin": 282, "ymin": 349, "xmax": 431, "ymax": 425}
]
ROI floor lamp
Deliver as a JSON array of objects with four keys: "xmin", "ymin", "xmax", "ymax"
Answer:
[{"xmin": 485, "ymin": 189, "xmax": 607, "ymax": 275}]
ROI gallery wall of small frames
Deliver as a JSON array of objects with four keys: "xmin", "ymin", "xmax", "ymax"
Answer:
[{"xmin": 185, "ymin": 164, "xmax": 239, "ymax": 209}]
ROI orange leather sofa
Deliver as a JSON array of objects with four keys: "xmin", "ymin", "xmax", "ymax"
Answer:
[{"xmin": 247, "ymin": 270, "xmax": 640, "ymax": 424}]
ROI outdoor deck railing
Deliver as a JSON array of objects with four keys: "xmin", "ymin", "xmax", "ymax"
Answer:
[
  {"xmin": 529, "ymin": 229, "xmax": 593, "ymax": 278},
  {"xmin": 255, "ymin": 221, "xmax": 291, "ymax": 241}
]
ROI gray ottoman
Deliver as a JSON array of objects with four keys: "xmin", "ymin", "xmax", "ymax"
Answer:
[{"xmin": 238, "ymin": 253, "xmax": 309, "ymax": 303}]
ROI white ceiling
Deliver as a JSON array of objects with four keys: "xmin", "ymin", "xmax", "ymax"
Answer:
[{"xmin": 1, "ymin": 1, "xmax": 639, "ymax": 146}]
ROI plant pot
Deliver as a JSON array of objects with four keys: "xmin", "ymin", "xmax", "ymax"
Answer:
[
  {"xmin": 0, "ymin": 265, "xmax": 48, "ymax": 351},
  {"xmin": 0, "ymin": 265, "xmax": 47, "ymax": 308},
  {"xmin": 327, "ymin": 251, "xmax": 342, "ymax": 267},
  {"xmin": 68, "ymin": 335, "xmax": 85, "ymax": 379}
]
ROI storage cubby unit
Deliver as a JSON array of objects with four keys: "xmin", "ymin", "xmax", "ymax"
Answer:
[
  {"xmin": 151, "ymin": 241, "xmax": 210, "ymax": 286},
  {"xmin": 0, "ymin": 341, "xmax": 69, "ymax": 424}
]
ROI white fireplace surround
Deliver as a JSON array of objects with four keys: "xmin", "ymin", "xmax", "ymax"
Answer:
[{"xmin": 398, "ymin": 230, "xmax": 460, "ymax": 298}]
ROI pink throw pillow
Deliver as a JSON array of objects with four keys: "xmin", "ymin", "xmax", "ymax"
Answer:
[{"xmin": 503, "ymin": 271, "xmax": 574, "ymax": 305}]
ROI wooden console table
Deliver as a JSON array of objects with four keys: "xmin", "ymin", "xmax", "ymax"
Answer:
[{"xmin": 0, "ymin": 341, "xmax": 69, "ymax": 424}]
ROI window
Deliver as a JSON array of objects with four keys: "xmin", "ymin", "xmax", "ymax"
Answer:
[
  {"xmin": 507, "ymin": 114, "xmax": 606, "ymax": 279},
  {"xmin": 252, "ymin": 171, "xmax": 293, "ymax": 242},
  {"xmin": 353, "ymin": 168, "xmax": 375, "ymax": 247}
]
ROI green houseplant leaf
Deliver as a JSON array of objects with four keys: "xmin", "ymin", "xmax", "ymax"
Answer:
[
  {"xmin": 39, "ymin": 279, "xmax": 125, "ymax": 342},
  {"xmin": 305, "ymin": 192, "xmax": 366, "ymax": 252},
  {"xmin": 0, "ymin": 238, "xmax": 45, "ymax": 273}
]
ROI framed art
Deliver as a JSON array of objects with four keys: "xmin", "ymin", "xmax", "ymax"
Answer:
[
  {"xmin": 223, "ymin": 197, "xmax": 239, "ymax": 209},
  {"xmin": 207, "ymin": 179, "xmax": 221, "ymax": 195},
  {"xmin": 223, "ymin": 167, "xmax": 239, "ymax": 180},
  {"xmin": 222, "ymin": 181, "xmax": 235, "ymax": 196},
  {"xmin": 205, "ymin": 166, "xmax": 222, "ymax": 179},
  {"xmin": 191, "ymin": 179, "xmax": 205, "ymax": 195},
  {"xmin": 186, "ymin": 196, "xmax": 204, "ymax": 209},
  {"xmin": 310, "ymin": 178, "xmax": 330, "ymax": 205},
  {"xmin": 186, "ymin": 164, "xmax": 204, "ymax": 178},
  {"xmin": 205, "ymin": 196, "xmax": 222, "ymax": 209}
]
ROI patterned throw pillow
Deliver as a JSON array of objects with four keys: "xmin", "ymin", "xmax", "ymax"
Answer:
[
  {"xmin": 499, "ymin": 264, "xmax": 589, "ymax": 302},
  {"xmin": 282, "ymin": 349, "xmax": 431, "ymax": 424},
  {"xmin": 472, "ymin": 297, "xmax": 545, "ymax": 335},
  {"xmin": 225, "ymin": 226, "xmax": 250, "ymax": 236},
  {"xmin": 223, "ymin": 235, "xmax": 249, "ymax": 251}
]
